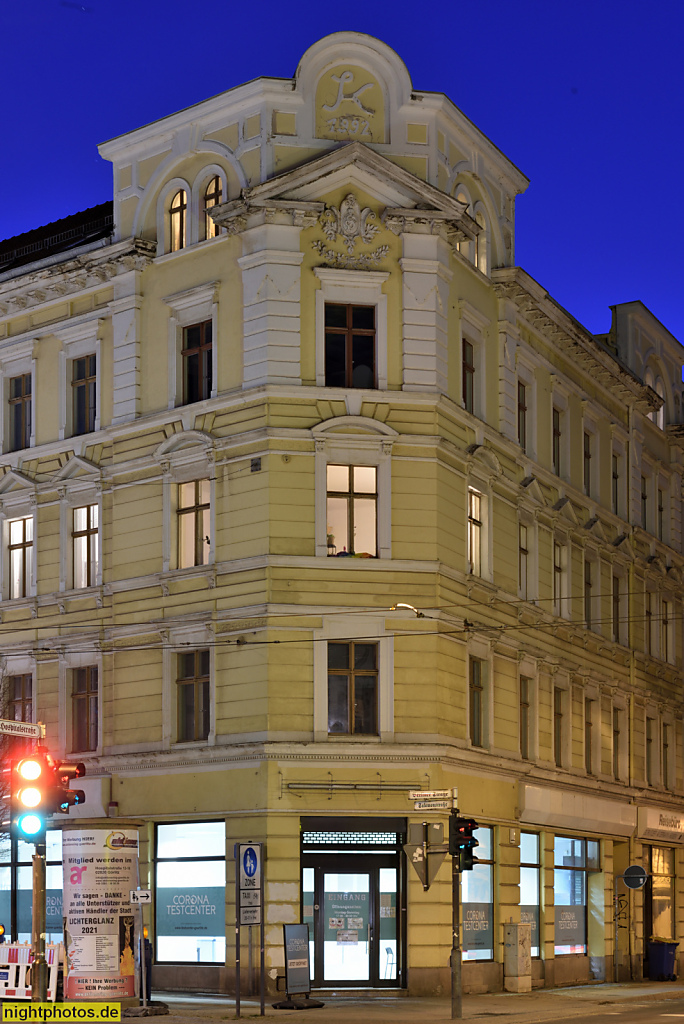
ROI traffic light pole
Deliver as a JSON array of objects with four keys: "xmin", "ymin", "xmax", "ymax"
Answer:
[
  {"xmin": 450, "ymin": 824, "xmax": 462, "ymax": 1020},
  {"xmin": 31, "ymin": 842, "xmax": 47, "ymax": 1003}
]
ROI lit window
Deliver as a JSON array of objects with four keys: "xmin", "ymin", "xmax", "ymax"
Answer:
[
  {"xmin": 517, "ymin": 381, "xmax": 527, "ymax": 451},
  {"xmin": 9, "ymin": 516, "xmax": 32, "ymax": 599},
  {"xmin": 469, "ymin": 658, "xmax": 484, "ymax": 748},
  {"xmin": 72, "ymin": 355, "xmax": 96, "ymax": 436},
  {"xmin": 73, "ymin": 504, "xmax": 99, "ymax": 589},
  {"xmin": 520, "ymin": 832, "xmax": 540, "ymax": 957},
  {"xmin": 324, "ymin": 304, "xmax": 376, "ymax": 388},
  {"xmin": 327, "ymin": 641, "xmax": 377, "ymax": 735},
  {"xmin": 177, "ymin": 650, "xmax": 210, "ymax": 742},
  {"xmin": 463, "ymin": 340, "xmax": 474, "ymax": 414},
  {"xmin": 467, "ymin": 488, "xmax": 482, "ymax": 576},
  {"xmin": 203, "ymin": 176, "xmax": 222, "ymax": 240},
  {"xmin": 552, "ymin": 408, "xmax": 562, "ymax": 475},
  {"xmin": 182, "ymin": 321, "xmax": 212, "ymax": 404},
  {"xmin": 326, "ymin": 465, "xmax": 377, "ymax": 557},
  {"xmin": 9, "ymin": 374, "xmax": 31, "ymax": 452},
  {"xmin": 169, "ymin": 189, "xmax": 187, "ymax": 252},
  {"xmin": 72, "ymin": 666, "xmax": 98, "ymax": 752},
  {"xmin": 178, "ymin": 480, "xmax": 210, "ymax": 568}
]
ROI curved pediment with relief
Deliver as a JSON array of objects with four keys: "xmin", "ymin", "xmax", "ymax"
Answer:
[
  {"xmin": 154, "ymin": 430, "xmax": 214, "ymax": 470},
  {"xmin": 312, "ymin": 415, "xmax": 398, "ymax": 440}
]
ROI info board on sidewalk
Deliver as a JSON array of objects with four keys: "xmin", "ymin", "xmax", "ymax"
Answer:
[{"xmin": 62, "ymin": 828, "xmax": 140, "ymax": 1000}]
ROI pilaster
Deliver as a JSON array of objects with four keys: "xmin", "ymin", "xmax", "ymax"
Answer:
[
  {"xmin": 399, "ymin": 233, "xmax": 452, "ymax": 393},
  {"xmin": 110, "ymin": 272, "xmax": 143, "ymax": 424}
]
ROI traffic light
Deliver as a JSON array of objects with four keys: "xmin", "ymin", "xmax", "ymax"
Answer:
[
  {"xmin": 51, "ymin": 761, "xmax": 86, "ymax": 813},
  {"xmin": 11, "ymin": 751, "xmax": 52, "ymax": 843},
  {"xmin": 448, "ymin": 814, "xmax": 479, "ymax": 871}
]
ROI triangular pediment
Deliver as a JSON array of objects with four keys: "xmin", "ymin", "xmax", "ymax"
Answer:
[
  {"xmin": 520, "ymin": 475, "xmax": 545, "ymax": 505},
  {"xmin": 583, "ymin": 515, "xmax": 606, "ymax": 542},
  {"xmin": 215, "ymin": 142, "xmax": 476, "ymax": 234},
  {"xmin": 612, "ymin": 533, "xmax": 635, "ymax": 560},
  {"xmin": 647, "ymin": 553, "xmax": 667, "ymax": 575},
  {"xmin": 0, "ymin": 468, "xmax": 34, "ymax": 496},
  {"xmin": 551, "ymin": 496, "xmax": 578, "ymax": 526},
  {"xmin": 666, "ymin": 564, "xmax": 682, "ymax": 585},
  {"xmin": 53, "ymin": 455, "xmax": 100, "ymax": 483}
]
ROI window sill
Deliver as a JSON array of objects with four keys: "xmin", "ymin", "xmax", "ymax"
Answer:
[{"xmin": 326, "ymin": 734, "xmax": 380, "ymax": 742}]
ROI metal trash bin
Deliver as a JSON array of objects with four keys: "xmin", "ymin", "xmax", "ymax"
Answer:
[{"xmin": 648, "ymin": 940, "xmax": 678, "ymax": 980}]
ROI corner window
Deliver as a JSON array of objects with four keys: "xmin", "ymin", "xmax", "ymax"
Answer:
[
  {"xmin": 72, "ymin": 355, "xmax": 96, "ymax": 436},
  {"xmin": 203, "ymin": 176, "xmax": 222, "ymax": 240},
  {"xmin": 9, "ymin": 374, "xmax": 31, "ymax": 452},
  {"xmin": 72, "ymin": 666, "xmax": 98, "ymax": 753},
  {"xmin": 326, "ymin": 465, "xmax": 377, "ymax": 557},
  {"xmin": 178, "ymin": 480, "xmax": 210, "ymax": 568},
  {"xmin": 554, "ymin": 836, "xmax": 599, "ymax": 955},
  {"xmin": 182, "ymin": 321, "xmax": 212, "ymax": 404},
  {"xmin": 462, "ymin": 826, "xmax": 493, "ymax": 961},
  {"xmin": 177, "ymin": 650, "xmax": 210, "ymax": 742},
  {"xmin": 73, "ymin": 504, "xmax": 99, "ymax": 590},
  {"xmin": 8, "ymin": 516, "xmax": 33, "ymax": 600},
  {"xmin": 467, "ymin": 487, "xmax": 482, "ymax": 576},
  {"xmin": 324, "ymin": 303, "xmax": 376, "ymax": 388},
  {"xmin": 520, "ymin": 832, "xmax": 540, "ymax": 957},
  {"xmin": 327, "ymin": 641, "xmax": 378, "ymax": 735},
  {"xmin": 169, "ymin": 189, "xmax": 187, "ymax": 252}
]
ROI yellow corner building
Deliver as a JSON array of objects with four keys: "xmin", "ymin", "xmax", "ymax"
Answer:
[{"xmin": 1, "ymin": 31, "xmax": 683, "ymax": 997}]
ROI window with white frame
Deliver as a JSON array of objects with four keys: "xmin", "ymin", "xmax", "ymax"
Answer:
[
  {"xmin": 54, "ymin": 320, "xmax": 101, "ymax": 440},
  {"xmin": 312, "ymin": 419, "xmax": 394, "ymax": 560},
  {"xmin": 169, "ymin": 189, "xmax": 187, "ymax": 252},
  {"xmin": 8, "ymin": 373, "xmax": 31, "ymax": 453},
  {"xmin": 313, "ymin": 615, "xmax": 394, "ymax": 742},
  {"xmin": 202, "ymin": 176, "xmax": 222, "ymax": 240},
  {"xmin": 645, "ymin": 713, "xmax": 657, "ymax": 786},
  {"xmin": 8, "ymin": 516, "xmax": 33, "ymax": 600},
  {"xmin": 73, "ymin": 504, "xmax": 99, "ymax": 589},
  {"xmin": 162, "ymin": 283, "xmax": 218, "ymax": 410},
  {"xmin": 468, "ymin": 487, "xmax": 483, "ymax": 576},
  {"xmin": 0, "ymin": 340, "xmax": 36, "ymax": 454},
  {"xmin": 314, "ymin": 268, "xmax": 388, "ymax": 390},
  {"xmin": 552, "ymin": 537, "xmax": 569, "ymax": 618},
  {"xmin": 178, "ymin": 480, "xmax": 211, "ymax": 569},
  {"xmin": 177, "ymin": 649, "xmax": 211, "ymax": 742},
  {"xmin": 71, "ymin": 665, "xmax": 99, "ymax": 753},
  {"xmin": 155, "ymin": 433, "xmax": 215, "ymax": 574},
  {"xmin": 612, "ymin": 703, "xmax": 627, "ymax": 781},
  {"xmin": 459, "ymin": 303, "xmax": 488, "ymax": 419}
]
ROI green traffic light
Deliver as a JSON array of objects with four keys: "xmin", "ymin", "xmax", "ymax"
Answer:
[{"xmin": 17, "ymin": 813, "xmax": 43, "ymax": 837}]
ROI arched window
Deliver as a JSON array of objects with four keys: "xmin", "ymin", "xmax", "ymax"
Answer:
[
  {"xmin": 203, "ymin": 176, "xmax": 222, "ymax": 240},
  {"xmin": 169, "ymin": 190, "xmax": 187, "ymax": 252}
]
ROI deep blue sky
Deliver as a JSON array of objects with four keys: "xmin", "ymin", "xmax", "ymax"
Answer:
[{"xmin": 2, "ymin": 1, "xmax": 683, "ymax": 343}]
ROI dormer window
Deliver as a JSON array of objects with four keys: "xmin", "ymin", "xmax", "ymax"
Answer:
[
  {"xmin": 203, "ymin": 176, "xmax": 222, "ymax": 240},
  {"xmin": 170, "ymin": 189, "xmax": 187, "ymax": 252}
]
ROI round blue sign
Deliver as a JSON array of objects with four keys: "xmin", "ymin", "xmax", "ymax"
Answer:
[{"xmin": 243, "ymin": 847, "xmax": 258, "ymax": 877}]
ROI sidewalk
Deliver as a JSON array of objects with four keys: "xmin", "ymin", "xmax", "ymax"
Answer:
[{"xmin": 150, "ymin": 981, "xmax": 684, "ymax": 1024}]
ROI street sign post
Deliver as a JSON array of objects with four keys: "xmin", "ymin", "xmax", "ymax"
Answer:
[
  {"xmin": 613, "ymin": 865, "xmax": 650, "ymax": 983},
  {"xmin": 234, "ymin": 842, "xmax": 265, "ymax": 1019},
  {"xmin": 403, "ymin": 822, "xmax": 447, "ymax": 889},
  {"xmin": 0, "ymin": 719, "xmax": 42, "ymax": 739}
]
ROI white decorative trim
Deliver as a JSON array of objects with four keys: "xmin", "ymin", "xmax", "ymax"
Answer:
[
  {"xmin": 162, "ymin": 283, "xmax": 219, "ymax": 408},
  {"xmin": 53, "ymin": 318, "xmax": 103, "ymax": 440},
  {"xmin": 58, "ymin": 650, "xmax": 104, "ymax": 757}
]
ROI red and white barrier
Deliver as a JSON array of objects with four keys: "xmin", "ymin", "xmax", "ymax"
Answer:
[{"xmin": 0, "ymin": 942, "xmax": 62, "ymax": 1001}]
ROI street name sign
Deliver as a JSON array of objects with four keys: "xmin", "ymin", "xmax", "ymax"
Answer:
[
  {"xmin": 130, "ymin": 889, "xmax": 152, "ymax": 904},
  {"xmin": 414, "ymin": 799, "xmax": 453, "ymax": 810},
  {"xmin": 0, "ymin": 719, "xmax": 42, "ymax": 739},
  {"xmin": 408, "ymin": 789, "xmax": 456, "ymax": 800}
]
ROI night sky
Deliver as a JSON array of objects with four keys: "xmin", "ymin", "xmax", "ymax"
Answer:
[{"xmin": 3, "ymin": 1, "xmax": 683, "ymax": 345}]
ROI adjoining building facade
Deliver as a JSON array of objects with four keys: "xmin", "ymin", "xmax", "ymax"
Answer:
[{"xmin": 1, "ymin": 31, "xmax": 683, "ymax": 996}]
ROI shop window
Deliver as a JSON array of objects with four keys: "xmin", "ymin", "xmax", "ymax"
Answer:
[
  {"xmin": 155, "ymin": 822, "xmax": 226, "ymax": 963},
  {"xmin": 182, "ymin": 321, "xmax": 212, "ymax": 405},
  {"xmin": 646, "ymin": 846, "xmax": 675, "ymax": 942},
  {"xmin": 520, "ymin": 832, "xmax": 540, "ymax": 957},
  {"xmin": 177, "ymin": 650, "xmax": 210, "ymax": 743},
  {"xmin": 73, "ymin": 504, "xmax": 99, "ymax": 590},
  {"xmin": 72, "ymin": 666, "xmax": 98, "ymax": 753},
  {"xmin": 8, "ymin": 516, "xmax": 33, "ymax": 600},
  {"xmin": 324, "ymin": 303, "xmax": 376, "ymax": 388},
  {"xmin": 554, "ymin": 835, "xmax": 599, "ymax": 955},
  {"xmin": 462, "ymin": 826, "xmax": 493, "ymax": 960},
  {"xmin": 326, "ymin": 465, "xmax": 377, "ymax": 557},
  {"xmin": 9, "ymin": 374, "xmax": 31, "ymax": 452},
  {"xmin": 1, "ymin": 831, "xmax": 63, "ymax": 944},
  {"xmin": 178, "ymin": 480, "xmax": 210, "ymax": 568},
  {"xmin": 327, "ymin": 641, "xmax": 377, "ymax": 735}
]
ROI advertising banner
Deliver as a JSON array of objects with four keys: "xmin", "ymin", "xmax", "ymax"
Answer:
[
  {"xmin": 156, "ymin": 886, "xmax": 225, "ymax": 938},
  {"xmin": 62, "ymin": 829, "xmax": 139, "ymax": 1000},
  {"xmin": 554, "ymin": 905, "xmax": 586, "ymax": 947},
  {"xmin": 520, "ymin": 904, "xmax": 539, "ymax": 949},
  {"xmin": 462, "ymin": 902, "xmax": 493, "ymax": 951},
  {"xmin": 283, "ymin": 923, "xmax": 310, "ymax": 995}
]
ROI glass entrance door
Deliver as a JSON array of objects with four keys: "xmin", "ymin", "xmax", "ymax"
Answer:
[{"xmin": 302, "ymin": 856, "xmax": 399, "ymax": 987}]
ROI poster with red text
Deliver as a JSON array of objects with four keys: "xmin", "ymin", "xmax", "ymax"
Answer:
[{"xmin": 62, "ymin": 829, "xmax": 139, "ymax": 1000}]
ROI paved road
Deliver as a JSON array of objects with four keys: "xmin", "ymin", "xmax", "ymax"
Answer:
[{"xmin": 535, "ymin": 1000, "xmax": 684, "ymax": 1024}]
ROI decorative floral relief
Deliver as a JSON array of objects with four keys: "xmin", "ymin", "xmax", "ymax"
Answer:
[
  {"xmin": 319, "ymin": 194, "xmax": 380, "ymax": 254},
  {"xmin": 311, "ymin": 240, "xmax": 389, "ymax": 269}
]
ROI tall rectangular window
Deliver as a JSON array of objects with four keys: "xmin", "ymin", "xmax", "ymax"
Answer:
[
  {"xmin": 9, "ymin": 516, "xmax": 33, "ymax": 599},
  {"xmin": 553, "ymin": 541, "xmax": 564, "ymax": 616},
  {"xmin": 72, "ymin": 354, "xmax": 96, "ymax": 435},
  {"xmin": 584, "ymin": 559, "xmax": 592, "ymax": 630},
  {"xmin": 662, "ymin": 723, "xmax": 670, "ymax": 789},
  {"xmin": 661, "ymin": 600, "xmax": 670, "ymax": 662},
  {"xmin": 612, "ymin": 707, "xmax": 621, "ymax": 781},
  {"xmin": 326, "ymin": 465, "xmax": 377, "ymax": 557},
  {"xmin": 646, "ymin": 716, "xmax": 655, "ymax": 785},
  {"xmin": 611, "ymin": 453, "xmax": 619, "ymax": 515},
  {"xmin": 6, "ymin": 674, "xmax": 32, "ymax": 757},
  {"xmin": 645, "ymin": 591, "xmax": 653, "ymax": 656},
  {"xmin": 467, "ymin": 487, "xmax": 482, "ymax": 576},
  {"xmin": 469, "ymin": 658, "xmax": 484, "ymax": 748},
  {"xmin": 584, "ymin": 698, "xmax": 593, "ymax": 775},
  {"xmin": 182, "ymin": 321, "xmax": 212, "ymax": 404},
  {"xmin": 520, "ymin": 676, "xmax": 531, "ymax": 760},
  {"xmin": 552, "ymin": 408, "xmax": 562, "ymax": 475},
  {"xmin": 9, "ymin": 374, "xmax": 31, "ymax": 452},
  {"xmin": 647, "ymin": 847, "xmax": 675, "ymax": 945},
  {"xmin": 178, "ymin": 480, "xmax": 210, "ymax": 568},
  {"xmin": 462, "ymin": 826, "xmax": 493, "ymax": 961},
  {"xmin": 612, "ymin": 575, "xmax": 620, "ymax": 643},
  {"xmin": 519, "ymin": 524, "xmax": 528, "ymax": 600},
  {"xmin": 327, "ymin": 641, "xmax": 378, "ymax": 735},
  {"xmin": 73, "ymin": 505, "xmax": 99, "ymax": 589},
  {"xmin": 657, "ymin": 488, "xmax": 664, "ymax": 541},
  {"xmin": 554, "ymin": 836, "xmax": 599, "ymax": 955},
  {"xmin": 462, "ymin": 340, "xmax": 475, "ymax": 414},
  {"xmin": 72, "ymin": 666, "xmax": 98, "ymax": 752},
  {"xmin": 641, "ymin": 476, "xmax": 648, "ymax": 529},
  {"xmin": 324, "ymin": 304, "xmax": 376, "ymax": 389},
  {"xmin": 583, "ymin": 431, "xmax": 591, "ymax": 496},
  {"xmin": 553, "ymin": 687, "xmax": 563, "ymax": 768},
  {"xmin": 520, "ymin": 832, "xmax": 540, "ymax": 957},
  {"xmin": 177, "ymin": 650, "xmax": 210, "ymax": 742},
  {"xmin": 517, "ymin": 381, "xmax": 527, "ymax": 451}
]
